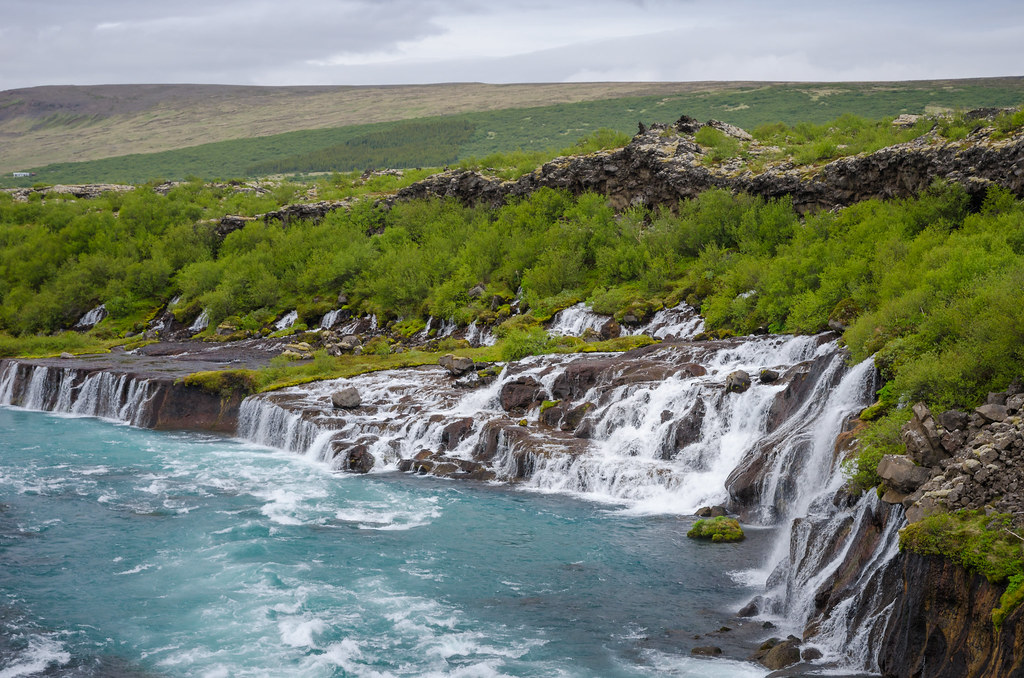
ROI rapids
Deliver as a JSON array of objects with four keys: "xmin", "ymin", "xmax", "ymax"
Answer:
[{"xmin": 0, "ymin": 328, "xmax": 902, "ymax": 675}]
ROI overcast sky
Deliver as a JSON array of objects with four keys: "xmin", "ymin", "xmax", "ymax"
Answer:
[{"xmin": 2, "ymin": 0, "xmax": 1022, "ymax": 91}]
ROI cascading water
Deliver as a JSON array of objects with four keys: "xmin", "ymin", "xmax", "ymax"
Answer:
[
  {"xmin": 624, "ymin": 303, "xmax": 705, "ymax": 340},
  {"xmin": 0, "ymin": 361, "xmax": 158, "ymax": 427},
  {"xmin": 548, "ymin": 303, "xmax": 609, "ymax": 336},
  {"xmin": 189, "ymin": 309, "xmax": 210, "ymax": 333},
  {"xmin": 1, "ymin": 326, "xmax": 895, "ymax": 674},
  {"xmin": 74, "ymin": 304, "xmax": 108, "ymax": 329},
  {"xmin": 464, "ymin": 320, "xmax": 496, "ymax": 346},
  {"xmin": 274, "ymin": 310, "xmax": 299, "ymax": 331}
]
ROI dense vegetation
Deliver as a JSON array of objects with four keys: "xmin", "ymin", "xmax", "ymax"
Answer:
[
  {"xmin": 6, "ymin": 79, "xmax": 1024, "ymax": 186},
  {"xmin": 3, "ymin": 168, "xmax": 1022, "ymax": 415}
]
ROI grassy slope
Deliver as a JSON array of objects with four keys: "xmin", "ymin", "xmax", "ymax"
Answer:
[
  {"xmin": 0, "ymin": 81, "xmax": 738, "ymax": 174},
  {"xmin": 3, "ymin": 78, "xmax": 1024, "ymax": 186}
]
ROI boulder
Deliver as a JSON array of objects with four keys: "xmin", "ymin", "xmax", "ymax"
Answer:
[
  {"xmin": 338, "ymin": 444, "xmax": 375, "ymax": 473},
  {"xmin": 599, "ymin": 318, "xmax": 622, "ymax": 340},
  {"xmin": 761, "ymin": 639, "xmax": 801, "ymax": 670},
  {"xmin": 938, "ymin": 409, "xmax": 969, "ymax": 432},
  {"xmin": 440, "ymin": 417, "xmax": 475, "ymax": 450},
  {"xmin": 695, "ymin": 505, "xmax": 728, "ymax": 518},
  {"xmin": 877, "ymin": 455, "xmax": 932, "ymax": 494},
  {"xmin": 331, "ymin": 386, "xmax": 362, "ymax": 409},
  {"xmin": 725, "ymin": 370, "xmax": 751, "ymax": 394},
  {"xmin": 499, "ymin": 376, "xmax": 545, "ymax": 413},
  {"xmin": 976, "ymin": 403, "xmax": 1008, "ymax": 423},
  {"xmin": 758, "ymin": 369, "xmax": 780, "ymax": 383},
  {"xmin": 901, "ymin": 403, "xmax": 948, "ymax": 467},
  {"xmin": 737, "ymin": 600, "xmax": 759, "ymax": 617},
  {"xmin": 439, "ymin": 354, "xmax": 475, "ymax": 377}
]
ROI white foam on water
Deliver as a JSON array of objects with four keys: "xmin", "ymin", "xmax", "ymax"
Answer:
[
  {"xmin": 0, "ymin": 635, "xmax": 71, "ymax": 678},
  {"xmin": 277, "ymin": 616, "xmax": 329, "ymax": 648}
]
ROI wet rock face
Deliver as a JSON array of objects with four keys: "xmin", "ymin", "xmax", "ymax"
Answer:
[
  {"xmin": 499, "ymin": 376, "xmax": 546, "ymax": 414},
  {"xmin": 877, "ymin": 552, "xmax": 1024, "ymax": 678}
]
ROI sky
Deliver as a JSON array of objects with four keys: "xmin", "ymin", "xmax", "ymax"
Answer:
[{"xmin": 1, "ymin": 0, "xmax": 1022, "ymax": 91}]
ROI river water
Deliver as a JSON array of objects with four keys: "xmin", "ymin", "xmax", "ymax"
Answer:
[{"xmin": 0, "ymin": 406, "xmax": 772, "ymax": 678}]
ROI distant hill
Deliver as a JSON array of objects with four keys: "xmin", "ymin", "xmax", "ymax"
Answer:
[
  {"xmin": 2, "ymin": 77, "xmax": 1023, "ymax": 186},
  {"xmin": 0, "ymin": 82, "xmax": 742, "ymax": 173}
]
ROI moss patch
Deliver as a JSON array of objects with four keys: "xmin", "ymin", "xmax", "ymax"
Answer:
[
  {"xmin": 687, "ymin": 516, "xmax": 745, "ymax": 543},
  {"xmin": 181, "ymin": 369, "xmax": 260, "ymax": 397},
  {"xmin": 900, "ymin": 510, "xmax": 1024, "ymax": 584}
]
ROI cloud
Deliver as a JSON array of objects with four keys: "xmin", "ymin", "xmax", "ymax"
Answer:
[{"xmin": 0, "ymin": 0, "xmax": 1021, "ymax": 90}]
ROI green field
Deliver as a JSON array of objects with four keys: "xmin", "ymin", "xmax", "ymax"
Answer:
[{"xmin": 5, "ymin": 79, "xmax": 1024, "ymax": 187}]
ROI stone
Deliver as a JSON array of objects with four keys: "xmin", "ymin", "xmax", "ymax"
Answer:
[
  {"xmin": 467, "ymin": 283, "xmax": 487, "ymax": 299},
  {"xmin": 938, "ymin": 409, "xmax": 969, "ymax": 431},
  {"xmin": 499, "ymin": 376, "xmax": 545, "ymax": 413},
  {"xmin": 761, "ymin": 639, "xmax": 801, "ymax": 670},
  {"xmin": 801, "ymin": 647, "xmax": 824, "ymax": 661},
  {"xmin": 877, "ymin": 455, "xmax": 931, "ymax": 493},
  {"xmin": 338, "ymin": 444, "xmax": 374, "ymax": 473},
  {"xmin": 438, "ymin": 353, "xmax": 475, "ymax": 377},
  {"xmin": 1007, "ymin": 393, "xmax": 1024, "ymax": 414},
  {"xmin": 691, "ymin": 646, "xmax": 722, "ymax": 656},
  {"xmin": 758, "ymin": 369, "xmax": 780, "ymax": 383},
  {"xmin": 977, "ymin": 404, "xmax": 1009, "ymax": 423},
  {"xmin": 599, "ymin": 318, "xmax": 621, "ymax": 340},
  {"xmin": 338, "ymin": 335, "xmax": 360, "ymax": 351},
  {"xmin": 440, "ymin": 417, "xmax": 475, "ymax": 450},
  {"xmin": 331, "ymin": 386, "xmax": 362, "ymax": 409},
  {"xmin": 737, "ymin": 601, "xmax": 759, "ymax": 617},
  {"xmin": 726, "ymin": 370, "xmax": 751, "ymax": 394},
  {"xmin": 60, "ymin": 352, "xmax": 74, "ymax": 359}
]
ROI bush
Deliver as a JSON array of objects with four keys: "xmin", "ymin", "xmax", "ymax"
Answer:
[
  {"xmin": 499, "ymin": 327, "xmax": 551, "ymax": 362},
  {"xmin": 687, "ymin": 516, "xmax": 745, "ymax": 543},
  {"xmin": 994, "ymin": 573, "xmax": 1024, "ymax": 629}
]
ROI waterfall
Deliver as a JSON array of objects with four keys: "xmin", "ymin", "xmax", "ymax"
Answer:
[
  {"xmin": 547, "ymin": 303, "xmax": 609, "ymax": 336},
  {"xmin": 465, "ymin": 321, "xmax": 496, "ymax": 347},
  {"xmin": 623, "ymin": 303, "xmax": 704, "ymax": 341},
  {"xmin": 320, "ymin": 309, "xmax": 344, "ymax": 329},
  {"xmin": 74, "ymin": 304, "xmax": 108, "ymax": 329},
  {"xmin": 189, "ymin": 309, "xmax": 210, "ymax": 333},
  {"xmin": 274, "ymin": 310, "xmax": 298, "ymax": 331},
  {"xmin": 0, "ymin": 361, "xmax": 158, "ymax": 427}
]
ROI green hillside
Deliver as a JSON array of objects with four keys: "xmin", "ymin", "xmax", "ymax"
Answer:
[{"xmin": 4, "ymin": 79, "xmax": 1024, "ymax": 187}]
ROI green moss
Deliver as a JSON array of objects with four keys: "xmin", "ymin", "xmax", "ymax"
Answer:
[
  {"xmin": 994, "ymin": 573, "xmax": 1024, "ymax": 629},
  {"xmin": 900, "ymin": 510, "xmax": 1024, "ymax": 584},
  {"xmin": 687, "ymin": 516, "xmax": 745, "ymax": 543},
  {"xmin": 181, "ymin": 369, "xmax": 260, "ymax": 397},
  {"xmin": 539, "ymin": 400, "xmax": 561, "ymax": 414}
]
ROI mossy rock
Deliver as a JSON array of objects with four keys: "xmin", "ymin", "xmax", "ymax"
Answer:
[
  {"xmin": 687, "ymin": 516, "xmax": 745, "ymax": 543},
  {"xmin": 182, "ymin": 369, "xmax": 260, "ymax": 397},
  {"xmin": 539, "ymin": 400, "xmax": 561, "ymax": 414}
]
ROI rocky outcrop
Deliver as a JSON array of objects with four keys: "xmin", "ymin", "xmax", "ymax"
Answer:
[
  {"xmin": 394, "ymin": 112, "xmax": 1024, "ymax": 213},
  {"xmin": 886, "ymin": 384, "xmax": 1024, "ymax": 525}
]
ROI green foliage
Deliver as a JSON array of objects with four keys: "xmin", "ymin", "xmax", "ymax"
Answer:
[
  {"xmin": 900, "ymin": 510, "xmax": 1024, "ymax": 584},
  {"xmin": 500, "ymin": 327, "xmax": 552, "ymax": 362},
  {"xmin": 842, "ymin": 409, "xmax": 912, "ymax": 493},
  {"xmin": 752, "ymin": 113, "xmax": 933, "ymax": 165},
  {"xmin": 687, "ymin": 516, "xmax": 745, "ymax": 543},
  {"xmin": 694, "ymin": 126, "xmax": 741, "ymax": 163},
  {"xmin": 0, "ymin": 332, "xmax": 113, "ymax": 358},
  {"xmin": 994, "ymin": 573, "xmax": 1024, "ymax": 629}
]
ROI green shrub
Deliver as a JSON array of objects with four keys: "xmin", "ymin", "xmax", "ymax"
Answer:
[
  {"xmin": 687, "ymin": 516, "xmax": 745, "ymax": 543},
  {"xmin": 842, "ymin": 408, "xmax": 911, "ymax": 493},
  {"xmin": 499, "ymin": 327, "xmax": 551, "ymax": 362}
]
